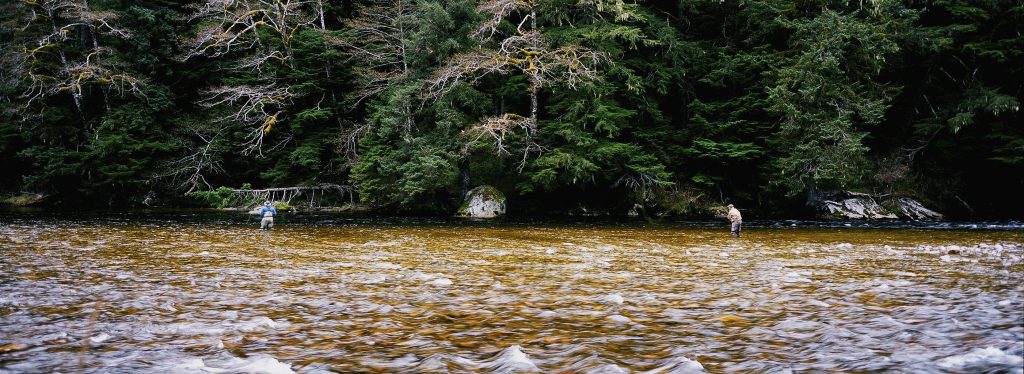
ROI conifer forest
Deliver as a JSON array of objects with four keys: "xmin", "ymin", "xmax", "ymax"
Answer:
[{"xmin": 1, "ymin": 0, "xmax": 1021, "ymax": 218}]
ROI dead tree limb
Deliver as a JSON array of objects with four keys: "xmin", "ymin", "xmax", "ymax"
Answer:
[
  {"xmin": 181, "ymin": 0, "xmax": 320, "ymax": 156},
  {"xmin": 231, "ymin": 184, "xmax": 356, "ymax": 208},
  {"xmin": 424, "ymin": 0, "xmax": 606, "ymax": 167},
  {"xmin": 4, "ymin": 0, "xmax": 143, "ymax": 120}
]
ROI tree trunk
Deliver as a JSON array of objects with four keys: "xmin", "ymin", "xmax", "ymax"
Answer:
[
  {"xmin": 804, "ymin": 176, "xmax": 821, "ymax": 207},
  {"xmin": 459, "ymin": 158, "xmax": 470, "ymax": 199},
  {"xmin": 528, "ymin": 7, "xmax": 539, "ymax": 129}
]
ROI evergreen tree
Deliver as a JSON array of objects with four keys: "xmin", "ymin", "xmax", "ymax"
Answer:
[
  {"xmin": 767, "ymin": 3, "xmax": 905, "ymax": 201},
  {"xmin": 172, "ymin": 0, "xmax": 348, "ymax": 192},
  {"xmin": 879, "ymin": 0, "xmax": 1023, "ymax": 215},
  {"xmin": 1, "ymin": 0, "xmax": 161, "ymax": 204},
  {"xmin": 0, "ymin": 0, "xmax": 1019, "ymax": 216},
  {"xmin": 347, "ymin": 0, "xmax": 480, "ymax": 209}
]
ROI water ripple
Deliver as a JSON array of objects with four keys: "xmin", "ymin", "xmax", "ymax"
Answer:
[{"xmin": 0, "ymin": 218, "xmax": 1021, "ymax": 372}]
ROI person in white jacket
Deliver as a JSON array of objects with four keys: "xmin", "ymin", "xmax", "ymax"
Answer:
[{"xmin": 727, "ymin": 204, "xmax": 742, "ymax": 237}]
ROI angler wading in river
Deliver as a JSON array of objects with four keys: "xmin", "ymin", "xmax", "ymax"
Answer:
[
  {"xmin": 257, "ymin": 201, "xmax": 277, "ymax": 230},
  {"xmin": 727, "ymin": 204, "xmax": 742, "ymax": 237}
]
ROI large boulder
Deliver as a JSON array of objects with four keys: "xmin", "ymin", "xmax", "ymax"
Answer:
[
  {"xmin": 457, "ymin": 185, "xmax": 506, "ymax": 218},
  {"xmin": 812, "ymin": 190, "xmax": 943, "ymax": 220},
  {"xmin": 821, "ymin": 192, "xmax": 898, "ymax": 219},
  {"xmin": 893, "ymin": 197, "xmax": 944, "ymax": 220}
]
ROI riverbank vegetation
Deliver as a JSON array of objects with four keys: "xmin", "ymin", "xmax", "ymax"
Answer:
[{"xmin": 1, "ymin": 0, "xmax": 1021, "ymax": 218}]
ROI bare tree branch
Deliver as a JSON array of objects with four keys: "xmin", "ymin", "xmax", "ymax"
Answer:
[
  {"xmin": 181, "ymin": 0, "xmax": 323, "ymax": 156},
  {"xmin": 461, "ymin": 113, "xmax": 547, "ymax": 171},
  {"xmin": 424, "ymin": 0, "xmax": 607, "ymax": 167},
  {"xmin": 160, "ymin": 126, "xmax": 227, "ymax": 193},
  {"xmin": 334, "ymin": 0, "xmax": 416, "ymax": 106},
  {"xmin": 197, "ymin": 84, "xmax": 293, "ymax": 155},
  {"xmin": 4, "ymin": 0, "xmax": 143, "ymax": 118},
  {"xmin": 181, "ymin": 0, "xmax": 319, "ymax": 69},
  {"xmin": 333, "ymin": 121, "xmax": 370, "ymax": 167},
  {"xmin": 473, "ymin": 0, "xmax": 526, "ymax": 39}
]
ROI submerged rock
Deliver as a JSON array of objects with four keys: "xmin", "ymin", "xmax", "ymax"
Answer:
[
  {"xmin": 456, "ymin": 185, "xmax": 506, "ymax": 218},
  {"xmin": 717, "ymin": 314, "xmax": 748, "ymax": 325}
]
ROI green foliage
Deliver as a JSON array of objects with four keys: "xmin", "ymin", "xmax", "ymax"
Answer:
[
  {"xmin": 352, "ymin": 128, "xmax": 462, "ymax": 208},
  {"xmin": 767, "ymin": 8, "xmax": 903, "ymax": 196},
  {"xmin": 0, "ymin": 0, "xmax": 1018, "ymax": 216},
  {"xmin": 186, "ymin": 187, "xmax": 238, "ymax": 209},
  {"xmin": 346, "ymin": 0, "xmax": 480, "ymax": 210}
]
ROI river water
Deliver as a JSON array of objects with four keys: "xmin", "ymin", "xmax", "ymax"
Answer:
[{"xmin": 1, "ymin": 214, "xmax": 1022, "ymax": 373}]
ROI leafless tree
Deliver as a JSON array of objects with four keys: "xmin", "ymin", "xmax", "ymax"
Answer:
[
  {"xmin": 425, "ymin": 0, "xmax": 606, "ymax": 168},
  {"xmin": 328, "ymin": 0, "xmax": 422, "ymax": 161},
  {"xmin": 2, "ymin": 0, "xmax": 143, "ymax": 122},
  {"xmin": 181, "ymin": 0, "xmax": 321, "ymax": 155},
  {"xmin": 335, "ymin": 0, "xmax": 416, "ymax": 105},
  {"xmin": 197, "ymin": 84, "xmax": 293, "ymax": 155},
  {"xmin": 160, "ymin": 126, "xmax": 227, "ymax": 193},
  {"xmin": 181, "ymin": 0, "xmax": 320, "ymax": 68}
]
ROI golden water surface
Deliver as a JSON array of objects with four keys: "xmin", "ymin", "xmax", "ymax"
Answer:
[{"xmin": 1, "ymin": 215, "xmax": 1022, "ymax": 373}]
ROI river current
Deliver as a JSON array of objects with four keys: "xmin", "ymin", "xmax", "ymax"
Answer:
[{"xmin": 1, "ymin": 214, "xmax": 1022, "ymax": 373}]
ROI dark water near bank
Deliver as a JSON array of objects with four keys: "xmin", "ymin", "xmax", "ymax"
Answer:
[{"xmin": 1, "ymin": 213, "xmax": 1022, "ymax": 373}]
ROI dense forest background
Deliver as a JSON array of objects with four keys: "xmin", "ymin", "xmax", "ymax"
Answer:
[{"xmin": 1, "ymin": 0, "xmax": 1021, "ymax": 218}]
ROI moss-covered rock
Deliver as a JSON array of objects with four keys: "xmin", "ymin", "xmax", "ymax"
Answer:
[
  {"xmin": 1, "ymin": 193, "xmax": 47, "ymax": 206},
  {"xmin": 456, "ymin": 185, "xmax": 506, "ymax": 218}
]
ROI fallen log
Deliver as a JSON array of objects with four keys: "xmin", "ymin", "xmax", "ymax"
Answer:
[{"xmin": 231, "ymin": 184, "xmax": 356, "ymax": 208}]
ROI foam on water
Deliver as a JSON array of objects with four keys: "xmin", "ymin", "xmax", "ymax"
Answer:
[
  {"xmin": 478, "ymin": 345, "xmax": 540, "ymax": 372},
  {"xmin": 88, "ymin": 332, "xmax": 112, "ymax": 344},
  {"xmin": 394, "ymin": 346, "xmax": 541, "ymax": 372},
  {"xmin": 781, "ymin": 271, "xmax": 812, "ymax": 283},
  {"xmin": 598, "ymin": 293, "xmax": 625, "ymax": 305},
  {"xmin": 175, "ymin": 356, "xmax": 295, "ymax": 374},
  {"xmin": 360, "ymin": 274, "xmax": 388, "ymax": 284},
  {"xmin": 537, "ymin": 310, "xmax": 558, "ymax": 318},
  {"xmin": 936, "ymin": 347, "xmax": 1024, "ymax": 371},
  {"xmin": 588, "ymin": 364, "xmax": 629, "ymax": 373},
  {"xmin": 428, "ymin": 277, "xmax": 453, "ymax": 286},
  {"xmin": 607, "ymin": 314, "xmax": 632, "ymax": 324},
  {"xmin": 237, "ymin": 316, "xmax": 279, "ymax": 332},
  {"xmin": 640, "ymin": 348, "xmax": 706, "ymax": 374}
]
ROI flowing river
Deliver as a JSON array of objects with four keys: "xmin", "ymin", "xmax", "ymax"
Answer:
[{"xmin": 1, "ymin": 213, "xmax": 1022, "ymax": 373}]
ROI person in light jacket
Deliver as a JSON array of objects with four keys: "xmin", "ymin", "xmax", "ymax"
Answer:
[
  {"xmin": 727, "ymin": 204, "xmax": 742, "ymax": 237},
  {"xmin": 258, "ymin": 201, "xmax": 277, "ymax": 230}
]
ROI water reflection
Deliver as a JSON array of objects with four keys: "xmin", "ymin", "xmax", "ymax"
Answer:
[{"xmin": 0, "ymin": 216, "xmax": 1022, "ymax": 373}]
